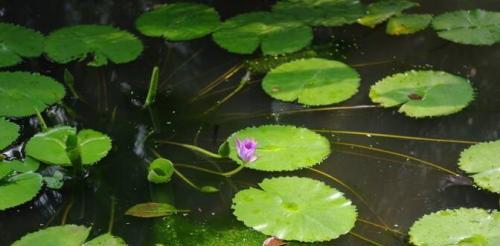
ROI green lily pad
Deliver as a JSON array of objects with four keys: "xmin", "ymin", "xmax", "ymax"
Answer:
[
  {"xmin": 233, "ymin": 176, "xmax": 357, "ymax": 242},
  {"xmin": 212, "ymin": 12, "xmax": 313, "ymax": 55},
  {"xmin": 386, "ymin": 14, "xmax": 433, "ymax": 35},
  {"xmin": 369, "ymin": 70, "xmax": 474, "ymax": 118},
  {"xmin": 458, "ymin": 140, "xmax": 500, "ymax": 193},
  {"xmin": 45, "ymin": 25, "xmax": 143, "ymax": 66},
  {"xmin": 136, "ymin": 3, "xmax": 220, "ymax": 41},
  {"xmin": 147, "ymin": 158, "xmax": 174, "ymax": 184},
  {"xmin": 1, "ymin": 157, "xmax": 40, "ymax": 173},
  {"xmin": 84, "ymin": 234, "xmax": 127, "ymax": 246},
  {"xmin": 262, "ymin": 58, "xmax": 360, "ymax": 106},
  {"xmin": 432, "ymin": 9, "xmax": 500, "ymax": 46},
  {"xmin": 358, "ymin": 0, "xmax": 418, "ymax": 28},
  {"xmin": 12, "ymin": 225, "xmax": 91, "ymax": 246},
  {"xmin": 221, "ymin": 125, "xmax": 330, "ymax": 171},
  {"xmin": 0, "ymin": 72, "xmax": 65, "ymax": 117},
  {"xmin": 0, "ymin": 172, "xmax": 43, "ymax": 210},
  {"xmin": 409, "ymin": 208, "xmax": 500, "ymax": 246},
  {"xmin": 25, "ymin": 126, "xmax": 112, "ymax": 166},
  {"xmin": 0, "ymin": 23, "xmax": 44, "ymax": 68},
  {"xmin": 125, "ymin": 202, "xmax": 188, "ymax": 218},
  {"xmin": 272, "ymin": 0, "xmax": 365, "ymax": 27},
  {"xmin": 0, "ymin": 118, "xmax": 19, "ymax": 150}
]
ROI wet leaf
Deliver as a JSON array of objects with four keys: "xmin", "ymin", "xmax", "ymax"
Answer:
[
  {"xmin": 147, "ymin": 158, "xmax": 174, "ymax": 184},
  {"xmin": 0, "ymin": 117, "xmax": 19, "ymax": 150},
  {"xmin": 200, "ymin": 186, "xmax": 219, "ymax": 193},
  {"xmin": 386, "ymin": 14, "xmax": 432, "ymax": 35},
  {"xmin": 458, "ymin": 140, "xmax": 500, "ymax": 193},
  {"xmin": 358, "ymin": 0, "xmax": 418, "ymax": 28},
  {"xmin": 2, "ymin": 157, "xmax": 40, "ymax": 173},
  {"xmin": 0, "ymin": 23, "xmax": 44, "ymax": 68},
  {"xmin": 125, "ymin": 202, "xmax": 188, "ymax": 218},
  {"xmin": 0, "ymin": 172, "xmax": 43, "ymax": 210},
  {"xmin": 12, "ymin": 225, "xmax": 91, "ymax": 246},
  {"xmin": 43, "ymin": 170, "xmax": 64, "ymax": 189},
  {"xmin": 84, "ymin": 234, "xmax": 127, "ymax": 246}
]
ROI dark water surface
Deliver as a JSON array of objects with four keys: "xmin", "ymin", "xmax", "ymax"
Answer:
[{"xmin": 1, "ymin": 0, "xmax": 500, "ymax": 245}]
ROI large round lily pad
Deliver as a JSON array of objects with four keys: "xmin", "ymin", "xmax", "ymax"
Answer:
[
  {"xmin": 136, "ymin": 3, "xmax": 220, "ymax": 41},
  {"xmin": 369, "ymin": 70, "xmax": 474, "ymax": 118},
  {"xmin": 358, "ymin": 0, "xmax": 418, "ymax": 28},
  {"xmin": 232, "ymin": 176, "xmax": 357, "ymax": 242},
  {"xmin": 0, "ymin": 172, "xmax": 43, "ymax": 210},
  {"xmin": 409, "ymin": 208, "xmax": 500, "ymax": 246},
  {"xmin": 262, "ymin": 58, "xmax": 360, "ymax": 106},
  {"xmin": 212, "ymin": 12, "xmax": 313, "ymax": 55},
  {"xmin": 0, "ymin": 23, "xmax": 44, "ymax": 68},
  {"xmin": 0, "ymin": 72, "xmax": 65, "ymax": 117},
  {"xmin": 45, "ymin": 25, "xmax": 143, "ymax": 66},
  {"xmin": 0, "ymin": 118, "xmax": 19, "ymax": 150},
  {"xmin": 220, "ymin": 125, "xmax": 330, "ymax": 171},
  {"xmin": 12, "ymin": 225, "xmax": 91, "ymax": 246},
  {"xmin": 432, "ymin": 9, "xmax": 500, "ymax": 46},
  {"xmin": 458, "ymin": 140, "xmax": 500, "ymax": 193},
  {"xmin": 272, "ymin": 0, "xmax": 365, "ymax": 27}
]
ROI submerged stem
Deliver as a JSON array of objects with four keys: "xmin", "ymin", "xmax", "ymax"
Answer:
[
  {"xmin": 202, "ymin": 71, "xmax": 251, "ymax": 116},
  {"xmin": 61, "ymin": 193, "xmax": 75, "ymax": 225},
  {"xmin": 156, "ymin": 140, "xmax": 223, "ymax": 159},
  {"xmin": 334, "ymin": 142, "xmax": 461, "ymax": 176},
  {"xmin": 173, "ymin": 168, "xmax": 201, "ymax": 190},
  {"xmin": 191, "ymin": 63, "xmax": 244, "ymax": 101},
  {"xmin": 358, "ymin": 218, "xmax": 405, "ymax": 236},
  {"xmin": 108, "ymin": 196, "xmax": 116, "ymax": 233},
  {"xmin": 349, "ymin": 231, "xmax": 387, "ymax": 246},
  {"xmin": 316, "ymin": 129, "xmax": 479, "ymax": 144},
  {"xmin": 175, "ymin": 163, "xmax": 244, "ymax": 177},
  {"xmin": 35, "ymin": 109, "xmax": 48, "ymax": 131}
]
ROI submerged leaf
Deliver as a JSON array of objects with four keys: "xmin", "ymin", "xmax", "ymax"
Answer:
[
  {"xmin": 0, "ymin": 118, "xmax": 19, "ymax": 150},
  {"xmin": 0, "ymin": 23, "xmax": 44, "ymax": 68},
  {"xmin": 262, "ymin": 58, "xmax": 360, "ymax": 106},
  {"xmin": 136, "ymin": 3, "xmax": 220, "ymax": 41},
  {"xmin": 358, "ymin": 0, "xmax": 418, "ymax": 28},
  {"xmin": 458, "ymin": 140, "xmax": 500, "ymax": 193},
  {"xmin": 0, "ymin": 72, "xmax": 65, "ymax": 117},
  {"xmin": 0, "ymin": 172, "xmax": 43, "ymax": 210},
  {"xmin": 43, "ymin": 170, "xmax": 65, "ymax": 189},
  {"xmin": 212, "ymin": 12, "xmax": 313, "ymax": 55},
  {"xmin": 369, "ymin": 70, "xmax": 474, "ymax": 118},
  {"xmin": 386, "ymin": 14, "xmax": 432, "ymax": 35},
  {"xmin": 84, "ymin": 234, "xmax": 127, "ymax": 246},
  {"xmin": 432, "ymin": 9, "xmax": 500, "ymax": 45},
  {"xmin": 409, "ymin": 208, "xmax": 500, "ymax": 246},
  {"xmin": 200, "ymin": 186, "xmax": 219, "ymax": 193},
  {"xmin": 147, "ymin": 158, "xmax": 174, "ymax": 184},
  {"xmin": 222, "ymin": 125, "xmax": 330, "ymax": 171},
  {"xmin": 12, "ymin": 225, "xmax": 91, "ymax": 246},
  {"xmin": 45, "ymin": 25, "xmax": 143, "ymax": 66},
  {"xmin": 232, "ymin": 177, "xmax": 357, "ymax": 242},
  {"xmin": 125, "ymin": 202, "xmax": 188, "ymax": 218}
]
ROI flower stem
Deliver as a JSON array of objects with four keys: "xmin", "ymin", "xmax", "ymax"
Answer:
[
  {"xmin": 156, "ymin": 140, "xmax": 223, "ymax": 159},
  {"xmin": 173, "ymin": 168, "xmax": 201, "ymax": 191},
  {"xmin": 143, "ymin": 66, "xmax": 159, "ymax": 109},
  {"xmin": 108, "ymin": 196, "xmax": 116, "ymax": 233},
  {"xmin": 175, "ymin": 163, "xmax": 244, "ymax": 177},
  {"xmin": 202, "ymin": 71, "xmax": 251, "ymax": 116},
  {"xmin": 349, "ymin": 231, "xmax": 387, "ymax": 246},
  {"xmin": 190, "ymin": 63, "xmax": 244, "ymax": 101},
  {"xmin": 35, "ymin": 109, "xmax": 48, "ymax": 131}
]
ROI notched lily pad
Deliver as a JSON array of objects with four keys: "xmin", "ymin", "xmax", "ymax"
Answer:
[
  {"xmin": 0, "ymin": 72, "xmax": 65, "ymax": 117},
  {"xmin": 221, "ymin": 125, "xmax": 331, "ymax": 171},
  {"xmin": 409, "ymin": 208, "xmax": 500, "ymax": 246},
  {"xmin": 0, "ymin": 118, "xmax": 20, "ymax": 150},
  {"xmin": 147, "ymin": 158, "xmax": 174, "ymax": 184},
  {"xmin": 136, "ymin": 3, "xmax": 220, "ymax": 41},
  {"xmin": 212, "ymin": 12, "xmax": 313, "ymax": 55},
  {"xmin": 369, "ymin": 70, "xmax": 474, "ymax": 118},
  {"xmin": 232, "ymin": 176, "xmax": 357, "ymax": 242},
  {"xmin": 386, "ymin": 14, "xmax": 433, "ymax": 35},
  {"xmin": 358, "ymin": 0, "xmax": 418, "ymax": 28},
  {"xmin": 262, "ymin": 58, "xmax": 360, "ymax": 106},
  {"xmin": 12, "ymin": 225, "xmax": 90, "ymax": 246},
  {"xmin": 458, "ymin": 140, "xmax": 500, "ymax": 193},
  {"xmin": 45, "ymin": 25, "xmax": 143, "ymax": 66},
  {"xmin": 0, "ymin": 23, "xmax": 44, "ymax": 68},
  {"xmin": 0, "ymin": 172, "xmax": 43, "ymax": 211}
]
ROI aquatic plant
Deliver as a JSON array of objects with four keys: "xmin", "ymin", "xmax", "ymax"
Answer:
[
  {"xmin": 386, "ymin": 14, "xmax": 433, "ymax": 35},
  {"xmin": 125, "ymin": 202, "xmax": 189, "ymax": 218},
  {"xmin": 0, "ymin": 171, "xmax": 43, "ymax": 211},
  {"xmin": 358, "ymin": 0, "xmax": 418, "ymax": 28},
  {"xmin": 458, "ymin": 140, "xmax": 500, "ymax": 193},
  {"xmin": 235, "ymin": 138, "xmax": 258, "ymax": 163},
  {"xmin": 0, "ymin": 23, "xmax": 44, "ymax": 68},
  {"xmin": 147, "ymin": 158, "xmax": 174, "ymax": 184},
  {"xmin": 0, "ymin": 118, "xmax": 19, "ymax": 151}
]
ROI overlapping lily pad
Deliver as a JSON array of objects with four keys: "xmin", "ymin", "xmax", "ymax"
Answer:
[
  {"xmin": 232, "ymin": 177, "xmax": 357, "ymax": 242},
  {"xmin": 369, "ymin": 70, "xmax": 474, "ymax": 118},
  {"xmin": 0, "ymin": 172, "xmax": 43, "ymax": 210},
  {"xmin": 409, "ymin": 208, "xmax": 500, "ymax": 246},
  {"xmin": 45, "ymin": 25, "xmax": 143, "ymax": 66},
  {"xmin": 272, "ymin": 0, "xmax": 365, "ymax": 27},
  {"xmin": 85, "ymin": 234, "xmax": 127, "ymax": 246},
  {"xmin": 25, "ymin": 126, "xmax": 112, "ymax": 166},
  {"xmin": 0, "ymin": 23, "xmax": 44, "ymax": 68},
  {"xmin": 386, "ymin": 14, "xmax": 433, "ymax": 35},
  {"xmin": 220, "ymin": 125, "xmax": 330, "ymax": 171},
  {"xmin": 136, "ymin": 3, "xmax": 220, "ymax": 41},
  {"xmin": 458, "ymin": 140, "xmax": 500, "ymax": 193},
  {"xmin": 212, "ymin": 12, "xmax": 313, "ymax": 55},
  {"xmin": 0, "ymin": 72, "xmax": 65, "ymax": 117},
  {"xmin": 358, "ymin": 0, "xmax": 418, "ymax": 28},
  {"xmin": 0, "ymin": 118, "xmax": 19, "ymax": 150},
  {"xmin": 262, "ymin": 58, "xmax": 360, "ymax": 106},
  {"xmin": 432, "ymin": 9, "xmax": 500, "ymax": 45}
]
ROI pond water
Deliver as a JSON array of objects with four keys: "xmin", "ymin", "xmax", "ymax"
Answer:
[{"xmin": 1, "ymin": 0, "xmax": 500, "ymax": 245}]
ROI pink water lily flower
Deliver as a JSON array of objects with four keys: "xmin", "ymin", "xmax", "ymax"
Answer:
[{"xmin": 236, "ymin": 138, "xmax": 258, "ymax": 163}]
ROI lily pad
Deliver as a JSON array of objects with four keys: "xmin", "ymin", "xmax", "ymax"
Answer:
[
  {"xmin": 409, "ymin": 208, "xmax": 500, "ymax": 246},
  {"xmin": 0, "ymin": 118, "xmax": 19, "ymax": 150},
  {"xmin": 386, "ymin": 14, "xmax": 433, "ymax": 35},
  {"xmin": 0, "ymin": 23, "xmax": 44, "ymax": 68},
  {"xmin": 232, "ymin": 176, "xmax": 357, "ymax": 242},
  {"xmin": 1, "ymin": 157, "xmax": 40, "ymax": 173},
  {"xmin": 262, "ymin": 58, "xmax": 360, "ymax": 106},
  {"xmin": 0, "ymin": 72, "xmax": 65, "ymax": 117},
  {"xmin": 25, "ymin": 126, "xmax": 112, "ymax": 166},
  {"xmin": 12, "ymin": 225, "xmax": 91, "ymax": 246},
  {"xmin": 432, "ymin": 9, "xmax": 500, "ymax": 45},
  {"xmin": 84, "ymin": 234, "xmax": 127, "ymax": 246},
  {"xmin": 125, "ymin": 202, "xmax": 188, "ymax": 218},
  {"xmin": 369, "ymin": 70, "xmax": 474, "ymax": 118},
  {"xmin": 358, "ymin": 0, "xmax": 418, "ymax": 28},
  {"xmin": 272, "ymin": 0, "xmax": 365, "ymax": 27},
  {"xmin": 136, "ymin": 3, "xmax": 220, "ymax": 41},
  {"xmin": 458, "ymin": 140, "xmax": 500, "ymax": 193},
  {"xmin": 0, "ymin": 172, "xmax": 43, "ymax": 210},
  {"xmin": 45, "ymin": 25, "xmax": 143, "ymax": 66},
  {"xmin": 212, "ymin": 12, "xmax": 313, "ymax": 55},
  {"xmin": 147, "ymin": 158, "xmax": 174, "ymax": 184},
  {"xmin": 221, "ymin": 125, "xmax": 330, "ymax": 171}
]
